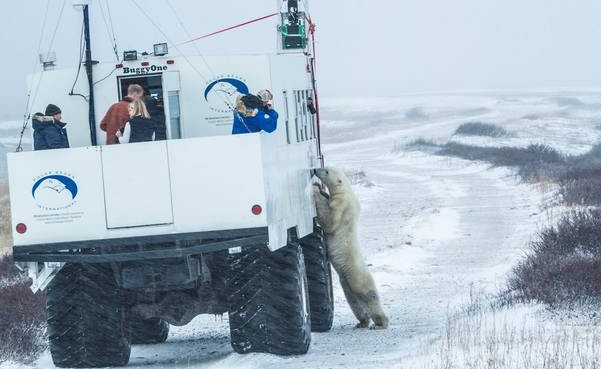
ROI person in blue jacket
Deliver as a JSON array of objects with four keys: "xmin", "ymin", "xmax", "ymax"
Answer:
[
  {"xmin": 231, "ymin": 93, "xmax": 278, "ymax": 135},
  {"xmin": 32, "ymin": 104, "xmax": 70, "ymax": 150}
]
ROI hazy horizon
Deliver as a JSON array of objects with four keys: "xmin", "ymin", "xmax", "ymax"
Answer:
[{"xmin": 1, "ymin": 0, "xmax": 600, "ymax": 121}]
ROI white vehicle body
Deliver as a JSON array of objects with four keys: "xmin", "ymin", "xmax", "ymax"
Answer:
[{"xmin": 9, "ymin": 53, "xmax": 321, "ymax": 290}]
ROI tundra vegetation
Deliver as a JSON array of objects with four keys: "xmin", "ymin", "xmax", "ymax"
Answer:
[
  {"xmin": 409, "ymin": 132, "xmax": 601, "ymax": 305},
  {"xmin": 408, "ymin": 124, "xmax": 601, "ymax": 368},
  {"xmin": 0, "ymin": 184, "xmax": 47, "ymax": 364},
  {"xmin": 454, "ymin": 122, "xmax": 509, "ymax": 138},
  {"xmin": 0, "ymin": 255, "xmax": 47, "ymax": 364},
  {"xmin": 1, "ymin": 182, "xmax": 11, "ymax": 254}
]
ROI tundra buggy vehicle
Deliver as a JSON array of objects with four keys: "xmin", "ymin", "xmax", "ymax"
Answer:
[{"xmin": 8, "ymin": 1, "xmax": 333, "ymax": 367}]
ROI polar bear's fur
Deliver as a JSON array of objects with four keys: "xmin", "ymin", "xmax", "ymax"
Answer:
[{"xmin": 313, "ymin": 167, "xmax": 389, "ymax": 329}]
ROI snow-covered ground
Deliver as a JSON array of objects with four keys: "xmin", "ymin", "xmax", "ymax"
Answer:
[{"xmin": 3, "ymin": 91, "xmax": 601, "ymax": 368}]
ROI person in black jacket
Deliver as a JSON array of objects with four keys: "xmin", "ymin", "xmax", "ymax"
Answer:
[
  {"xmin": 32, "ymin": 104, "xmax": 70, "ymax": 150},
  {"xmin": 115, "ymin": 99, "xmax": 155, "ymax": 143}
]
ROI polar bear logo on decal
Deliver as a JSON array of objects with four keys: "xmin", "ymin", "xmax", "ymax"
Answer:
[
  {"xmin": 204, "ymin": 77, "xmax": 250, "ymax": 113},
  {"xmin": 32, "ymin": 175, "xmax": 78, "ymax": 210}
]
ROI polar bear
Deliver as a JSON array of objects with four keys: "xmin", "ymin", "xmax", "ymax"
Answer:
[{"xmin": 313, "ymin": 167, "xmax": 389, "ymax": 329}]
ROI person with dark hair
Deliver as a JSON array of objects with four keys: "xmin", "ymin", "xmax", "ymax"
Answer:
[
  {"xmin": 100, "ymin": 84, "xmax": 144, "ymax": 145},
  {"xmin": 231, "ymin": 93, "xmax": 279, "ymax": 135},
  {"xmin": 32, "ymin": 104, "xmax": 70, "ymax": 150}
]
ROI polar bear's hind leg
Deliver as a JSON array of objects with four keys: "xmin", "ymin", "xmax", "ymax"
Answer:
[
  {"xmin": 339, "ymin": 277, "xmax": 370, "ymax": 328},
  {"xmin": 346, "ymin": 269, "xmax": 389, "ymax": 329}
]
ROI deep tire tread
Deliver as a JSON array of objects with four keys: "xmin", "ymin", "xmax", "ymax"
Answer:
[
  {"xmin": 227, "ymin": 242, "xmax": 311, "ymax": 355},
  {"xmin": 47, "ymin": 264, "xmax": 131, "ymax": 368},
  {"xmin": 300, "ymin": 225, "xmax": 335, "ymax": 332}
]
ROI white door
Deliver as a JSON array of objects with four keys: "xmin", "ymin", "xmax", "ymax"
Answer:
[
  {"xmin": 101, "ymin": 142, "xmax": 174, "ymax": 229},
  {"xmin": 162, "ymin": 71, "xmax": 182, "ymax": 139}
]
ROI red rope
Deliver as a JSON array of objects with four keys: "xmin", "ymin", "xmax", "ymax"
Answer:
[
  {"xmin": 305, "ymin": 14, "xmax": 317, "ymax": 67},
  {"xmin": 180, "ymin": 12, "xmax": 279, "ymax": 45}
]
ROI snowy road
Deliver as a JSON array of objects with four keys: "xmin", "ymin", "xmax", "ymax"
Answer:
[{"xmin": 18, "ymin": 92, "xmax": 601, "ymax": 369}]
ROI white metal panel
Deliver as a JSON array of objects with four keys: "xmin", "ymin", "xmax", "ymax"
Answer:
[
  {"xmin": 260, "ymin": 134, "xmax": 317, "ymax": 250},
  {"xmin": 101, "ymin": 142, "xmax": 174, "ymax": 228},
  {"xmin": 9, "ymin": 133, "xmax": 316, "ymax": 247},
  {"xmin": 7, "ymin": 146, "xmax": 107, "ymax": 246},
  {"xmin": 167, "ymin": 134, "xmax": 267, "ymax": 232}
]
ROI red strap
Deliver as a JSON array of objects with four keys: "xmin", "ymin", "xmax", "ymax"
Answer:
[
  {"xmin": 305, "ymin": 14, "xmax": 316, "ymax": 34},
  {"xmin": 180, "ymin": 13, "xmax": 279, "ymax": 45}
]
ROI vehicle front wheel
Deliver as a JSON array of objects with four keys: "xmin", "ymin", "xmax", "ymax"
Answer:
[{"xmin": 227, "ymin": 238, "xmax": 311, "ymax": 355}]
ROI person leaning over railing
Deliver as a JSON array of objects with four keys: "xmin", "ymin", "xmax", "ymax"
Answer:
[{"xmin": 231, "ymin": 91, "xmax": 279, "ymax": 135}]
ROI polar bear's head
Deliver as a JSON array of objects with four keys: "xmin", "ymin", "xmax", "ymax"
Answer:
[{"xmin": 313, "ymin": 167, "xmax": 351, "ymax": 193}]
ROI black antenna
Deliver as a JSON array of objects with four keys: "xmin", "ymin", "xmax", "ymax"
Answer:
[{"xmin": 83, "ymin": 4, "xmax": 98, "ymax": 146}]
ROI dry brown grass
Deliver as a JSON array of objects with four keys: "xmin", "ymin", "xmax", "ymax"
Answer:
[
  {"xmin": 0, "ymin": 183, "xmax": 11, "ymax": 252},
  {"xmin": 0, "ymin": 181, "xmax": 11, "ymax": 255},
  {"xmin": 0, "ymin": 255, "xmax": 47, "ymax": 364},
  {"xmin": 0, "ymin": 185, "xmax": 47, "ymax": 364}
]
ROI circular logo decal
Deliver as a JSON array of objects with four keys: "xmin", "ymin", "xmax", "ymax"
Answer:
[
  {"xmin": 204, "ymin": 77, "xmax": 250, "ymax": 114},
  {"xmin": 31, "ymin": 174, "xmax": 78, "ymax": 211}
]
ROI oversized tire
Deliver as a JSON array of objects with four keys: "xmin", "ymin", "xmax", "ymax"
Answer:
[
  {"xmin": 227, "ymin": 240, "xmax": 311, "ymax": 355},
  {"xmin": 299, "ymin": 225, "xmax": 334, "ymax": 332},
  {"xmin": 129, "ymin": 316, "xmax": 169, "ymax": 344},
  {"xmin": 46, "ymin": 263, "xmax": 131, "ymax": 368}
]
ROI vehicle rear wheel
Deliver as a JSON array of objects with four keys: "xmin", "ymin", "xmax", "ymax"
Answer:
[
  {"xmin": 47, "ymin": 263, "xmax": 130, "ymax": 368},
  {"xmin": 129, "ymin": 316, "xmax": 169, "ymax": 344},
  {"xmin": 227, "ymin": 238, "xmax": 311, "ymax": 355},
  {"xmin": 299, "ymin": 224, "xmax": 334, "ymax": 332}
]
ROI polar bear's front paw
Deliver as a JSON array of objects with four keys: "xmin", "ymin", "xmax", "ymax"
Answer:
[{"xmin": 355, "ymin": 320, "xmax": 370, "ymax": 329}]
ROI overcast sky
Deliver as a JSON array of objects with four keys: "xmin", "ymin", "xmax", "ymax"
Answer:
[{"xmin": 1, "ymin": 0, "xmax": 601, "ymax": 120}]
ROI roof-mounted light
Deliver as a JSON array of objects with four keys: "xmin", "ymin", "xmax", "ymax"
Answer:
[
  {"xmin": 123, "ymin": 50, "xmax": 138, "ymax": 61},
  {"xmin": 154, "ymin": 43, "xmax": 168, "ymax": 56},
  {"xmin": 39, "ymin": 52, "xmax": 57, "ymax": 71}
]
